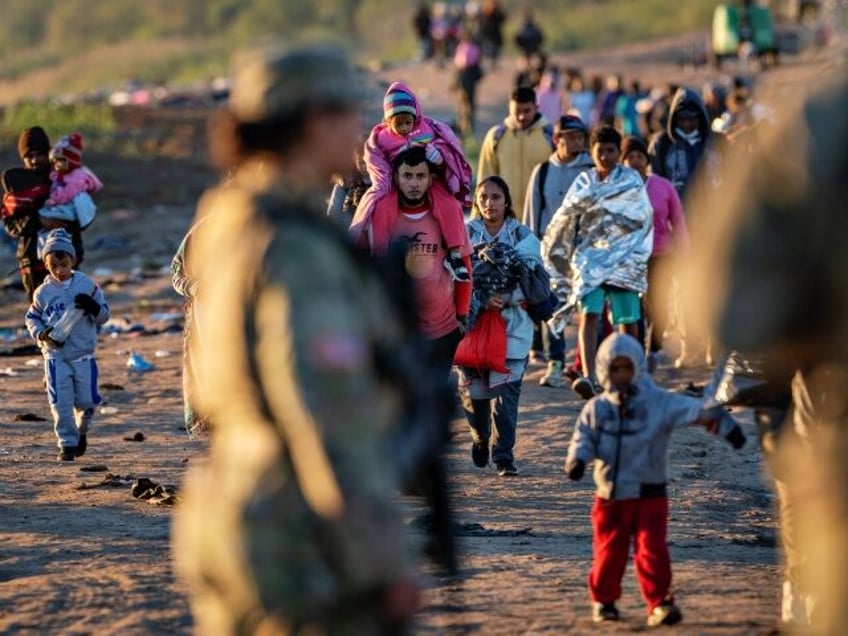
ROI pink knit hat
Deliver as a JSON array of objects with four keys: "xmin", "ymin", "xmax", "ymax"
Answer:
[{"xmin": 50, "ymin": 133, "xmax": 83, "ymax": 169}]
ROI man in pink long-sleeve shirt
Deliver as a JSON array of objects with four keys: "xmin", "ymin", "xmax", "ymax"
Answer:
[{"xmin": 622, "ymin": 136, "xmax": 689, "ymax": 372}]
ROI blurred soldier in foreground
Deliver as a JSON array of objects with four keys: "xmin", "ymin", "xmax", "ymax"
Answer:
[
  {"xmin": 172, "ymin": 45, "xmax": 419, "ymax": 635},
  {"xmin": 683, "ymin": 73, "xmax": 848, "ymax": 633}
]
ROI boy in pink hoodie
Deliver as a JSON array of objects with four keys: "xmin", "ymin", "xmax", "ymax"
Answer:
[
  {"xmin": 621, "ymin": 136, "xmax": 689, "ymax": 371},
  {"xmin": 350, "ymin": 82, "xmax": 473, "ymax": 281}
]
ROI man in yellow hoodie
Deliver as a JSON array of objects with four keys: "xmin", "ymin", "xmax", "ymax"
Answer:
[{"xmin": 477, "ymin": 86, "xmax": 554, "ymax": 212}]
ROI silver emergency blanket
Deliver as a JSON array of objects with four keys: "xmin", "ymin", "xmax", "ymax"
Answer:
[{"xmin": 541, "ymin": 165, "xmax": 653, "ymax": 332}]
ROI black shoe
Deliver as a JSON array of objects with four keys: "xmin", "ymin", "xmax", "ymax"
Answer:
[
  {"xmin": 444, "ymin": 255, "xmax": 470, "ymax": 283},
  {"xmin": 646, "ymin": 600, "xmax": 682, "ymax": 627},
  {"xmin": 496, "ymin": 462, "xmax": 518, "ymax": 477},
  {"xmin": 471, "ymin": 441, "xmax": 489, "ymax": 468},
  {"xmin": 57, "ymin": 447, "xmax": 77, "ymax": 462},
  {"xmin": 75, "ymin": 434, "xmax": 87, "ymax": 457},
  {"xmin": 571, "ymin": 376, "xmax": 596, "ymax": 400},
  {"xmin": 592, "ymin": 601, "xmax": 619, "ymax": 623}
]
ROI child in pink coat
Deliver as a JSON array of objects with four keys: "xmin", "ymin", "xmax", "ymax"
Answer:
[
  {"xmin": 37, "ymin": 133, "xmax": 102, "ymax": 256},
  {"xmin": 350, "ymin": 81, "xmax": 473, "ymax": 280}
]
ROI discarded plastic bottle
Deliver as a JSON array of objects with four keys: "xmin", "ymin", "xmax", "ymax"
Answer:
[
  {"xmin": 126, "ymin": 351, "xmax": 154, "ymax": 372},
  {"xmin": 50, "ymin": 308, "xmax": 85, "ymax": 344}
]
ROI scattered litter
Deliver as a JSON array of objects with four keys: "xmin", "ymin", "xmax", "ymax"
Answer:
[
  {"xmin": 15, "ymin": 413, "xmax": 47, "ymax": 422},
  {"xmin": 0, "ymin": 367, "xmax": 18, "ymax": 376},
  {"xmin": 79, "ymin": 465, "xmax": 109, "ymax": 472},
  {"xmin": 123, "ymin": 431, "xmax": 145, "ymax": 442},
  {"xmin": 0, "ymin": 327, "xmax": 27, "ymax": 341},
  {"xmin": 77, "ymin": 473, "xmax": 134, "ymax": 490},
  {"xmin": 153, "ymin": 350, "xmax": 172, "ymax": 358},
  {"xmin": 453, "ymin": 523, "xmax": 534, "ymax": 537},
  {"xmin": 99, "ymin": 383, "xmax": 125, "ymax": 391},
  {"xmin": 409, "ymin": 515, "xmax": 534, "ymax": 538},
  {"xmin": 126, "ymin": 351, "xmax": 154, "ymax": 372},
  {"xmin": 102, "ymin": 317, "xmax": 145, "ymax": 335},
  {"xmin": 131, "ymin": 477, "xmax": 178, "ymax": 505},
  {"xmin": 150, "ymin": 312, "xmax": 182, "ymax": 322},
  {"xmin": 99, "ymin": 406, "xmax": 119, "ymax": 415},
  {"xmin": 25, "ymin": 358, "xmax": 41, "ymax": 367},
  {"xmin": 76, "ymin": 473, "xmax": 178, "ymax": 505},
  {"xmin": 0, "ymin": 344, "xmax": 39, "ymax": 357}
]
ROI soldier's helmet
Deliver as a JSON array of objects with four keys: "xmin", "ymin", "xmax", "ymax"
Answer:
[{"xmin": 228, "ymin": 44, "xmax": 367, "ymax": 124}]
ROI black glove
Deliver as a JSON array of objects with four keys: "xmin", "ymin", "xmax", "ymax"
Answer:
[
  {"xmin": 75, "ymin": 293, "xmax": 100, "ymax": 317},
  {"xmin": 37, "ymin": 327, "xmax": 63, "ymax": 348},
  {"xmin": 565, "ymin": 458, "xmax": 585, "ymax": 481},
  {"xmin": 457, "ymin": 314, "xmax": 469, "ymax": 335},
  {"xmin": 726, "ymin": 425, "xmax": 746, "ymax": 450}
]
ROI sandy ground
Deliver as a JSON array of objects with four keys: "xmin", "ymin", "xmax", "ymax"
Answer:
[{"xmin": 2, "ymin": 32, "xmax": 843, "ymax": 635}]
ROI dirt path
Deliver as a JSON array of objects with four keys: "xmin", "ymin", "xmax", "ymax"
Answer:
[
  {"xmin": 0, "ymin": 270, "xmax": 780, "ymax": 635},
  {"xmin": 2, "ymin": 32, "xmax": 842, "ymax": 634}
]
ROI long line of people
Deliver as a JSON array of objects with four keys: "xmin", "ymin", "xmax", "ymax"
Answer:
[{"xmin": 334, "ymin": 68, "xmax": 760, "ymax": 628}]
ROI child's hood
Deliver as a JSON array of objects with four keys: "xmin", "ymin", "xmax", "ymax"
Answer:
[
  {"xmin": 595, "ymin": 332, "xmax": 647, "ymax": 390},
  {"xmin": 383, "ymin": 81, "xmax": 423, "ymax": 122}
]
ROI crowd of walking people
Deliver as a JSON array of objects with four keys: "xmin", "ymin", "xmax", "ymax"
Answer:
[{"xmin": 3, "ymin": 30, "xmax": 845, "ymax": 634}]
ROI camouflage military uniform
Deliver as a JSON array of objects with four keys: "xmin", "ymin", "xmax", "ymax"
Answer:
[{"xmin": 173, "ymin": 160, "xmax": 413, "ymax": 635}]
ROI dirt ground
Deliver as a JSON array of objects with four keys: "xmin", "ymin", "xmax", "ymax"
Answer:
[{"xmin": 1, "ymin": 33, "xmax": 842, "ymax": 635}]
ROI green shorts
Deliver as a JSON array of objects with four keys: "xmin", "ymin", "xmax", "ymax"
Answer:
[{"xmin": 579, "ymin": 286, "xmax": 642, "ymax": 325}]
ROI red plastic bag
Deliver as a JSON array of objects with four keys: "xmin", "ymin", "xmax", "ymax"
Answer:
[{"xmin": 453, "ymin": 309, "xmax": 509, "ymax": 373}]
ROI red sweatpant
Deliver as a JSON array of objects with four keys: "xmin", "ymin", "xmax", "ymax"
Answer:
[{"xmin": 589, "ymin": 496, "xmax": 672, "ymax": 613}]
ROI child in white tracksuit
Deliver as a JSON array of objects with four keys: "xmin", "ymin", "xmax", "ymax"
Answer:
[
  {"xmin": 565, "ymin": 333, "xmax": 746, "ymax": 627},
  {"xmin": 25, "ymin": 228, "xmax": 109, "ymax": 461}
]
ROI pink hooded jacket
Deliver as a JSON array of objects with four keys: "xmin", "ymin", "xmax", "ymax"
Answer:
[
  {"xmin": 47, "ymin": 166, "xmax": 103, "ymax": 207},
  {"xmin": 350, "ymin": 81, "xmax": 472, "ymax": 242}
]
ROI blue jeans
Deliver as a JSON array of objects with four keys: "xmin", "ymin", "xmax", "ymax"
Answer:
[
  {"xmin": 532, "ymin": 322, "xmax": 565, "ymax": 362},
  {"xmin": 462, "ymin": 379, "xmax": 522, "ymax": 465}
]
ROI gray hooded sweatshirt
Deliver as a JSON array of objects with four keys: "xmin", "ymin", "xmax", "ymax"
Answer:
[
  {"xmin": 522, "ymin": 151, "xmax": 595, "ymax": 238},
  {"xmin": 25, "ymin": 271, "xmax": 109, "ymax": 361},
  {"xmin": 566, "ymin": 333, "xmax": 735, "ymax": 500}
]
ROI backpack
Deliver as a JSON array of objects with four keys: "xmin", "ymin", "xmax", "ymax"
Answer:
[
  {"xmin": 491, "ymin": 120, "xmax": 554, "ymax": 153},
  {"xmin": 536, "ymin": 161, "xmax": 551, "ymax": 214}
]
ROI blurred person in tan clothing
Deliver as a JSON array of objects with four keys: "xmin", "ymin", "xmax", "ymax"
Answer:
[{"xmin": 682, "ymin": 73, "xmax": 848, "ymax": 633}]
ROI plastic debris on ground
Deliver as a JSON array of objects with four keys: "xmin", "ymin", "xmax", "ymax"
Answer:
[
  {"xmin": 126, "ymin": 351, "xmax": 155, "ymax": 372},
  {"xmin": 102, "ymin": 317, "xmax": 146, "ymax": 335}
]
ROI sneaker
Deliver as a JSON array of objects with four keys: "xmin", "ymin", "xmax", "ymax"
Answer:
[
  {"xmin": 471, "ymin": 440, "xmax": 489, "ymax": 468},
  {"xmin": 444, "ymin": 254, "xmax": 470, "ymax": 283},
  {"xmin": 571, "ymin": 376, "xmax": 596, "ymax": 400},
  {"xmin": 75, "ymin": 434, "xmax": 87, "ymax": 457},
  {"xmin": 540, "ymin": 360, "xmax": 565, "ymax": 388},
  {"xmin": 647, "ymin": 600, "xmax": 682, "ymax": 627},
  {"xmin": 57, "ymin": 447, "xmax": 77, "ymax": 462},
  {"xmin": 592, "ymin": 602, "xmax": 619, "ymax": 623},
  {"xmin": 496, "ymin": 462, "xmax": 518, "ymax": 477}
]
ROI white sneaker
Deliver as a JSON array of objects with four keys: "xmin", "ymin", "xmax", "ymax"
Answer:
[{"xmin": 540, "ymin": 360, "xmax": 565, "ymax": 387}]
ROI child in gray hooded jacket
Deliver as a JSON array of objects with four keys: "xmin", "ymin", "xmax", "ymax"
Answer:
[
  {"xmin": 25, "ymin": 228, "xmax": 109, "ymax": 461},
  {"xmin": 565, "ymin": 333, "xmax": 745, "ymax": 627}
]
